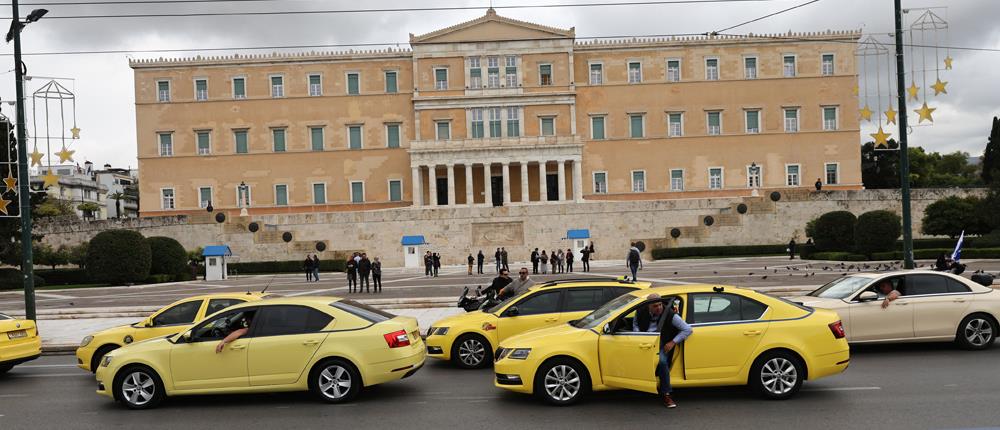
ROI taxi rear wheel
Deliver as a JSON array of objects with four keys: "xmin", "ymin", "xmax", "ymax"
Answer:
[
  {"xmin": 113, "ymin": 365, "xmax": 165, "ymax": 410},
  {"xmin": 451, "ymin": 334, "xmax": 492, "ymax": 369},
  {"xmin": 534, "ymin": 358, "xmax": 590, "ymax": 406},
  {"xmin": 750, "ymin": 351, "xmax": 804, "ymax": 400},
  {"xmin": 309, "ymin": 358, "xmax": 361, "ymax": 403}
]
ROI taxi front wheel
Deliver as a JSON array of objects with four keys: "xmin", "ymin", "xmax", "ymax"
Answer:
[
  {"xmin": 113, "ymin": 365, "xmax": 165, "ymax": 410},
  {"xmin": 452, "ymin": 334, "xmax": 492, "ymax": 369},
  {"xmin": 535, "ymin": 358, "xmax": 590, "ymax": 406},
  {"xmin": 749, "ymin": 351, "xmax": 803, "ymax": 400}
]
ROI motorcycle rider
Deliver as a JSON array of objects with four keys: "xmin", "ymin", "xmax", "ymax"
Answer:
[
  {"xmin": 482, "ymin": 268, "xmax": 513, "ymax": 299},
  {"xmin": 499, "ymin": 268, "xmax": 534, "ymax": 300}
]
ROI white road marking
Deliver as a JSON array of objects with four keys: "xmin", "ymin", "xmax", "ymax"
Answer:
[
  {"xmin": 805, "ymin": 386, "xmax": 881, "ymax": 392},
  {"xmin": 0, "ymin": 394, "xmax": 29, "ymax": 398}
]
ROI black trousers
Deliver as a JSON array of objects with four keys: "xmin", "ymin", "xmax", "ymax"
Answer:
[
  {"xmin": 425, "ymin": 264, "xmax": 432, "ymax": 276},
  {"xmin": 360, "ymin": 274, "xmax": 370, "ymax": 292},
  {"xmin": 582, "ymin": 260, "xmax": 590, "ymax": 272},
  {"xmin": 373, "ymin": 273, "xmax": 382, "ymax": 292},
  {"xmin": 477, "ymin": 262, "xmax": 483, "ymax": 274},
  {"xmin": 567, "ymin": 261, "xmax": 574, "ymax": 272},
  {"xmin": 348, "ymin": 274, "xmax": 357, "ymax": 292},
  {"xmin": 532, "ymin": 261, "xmax": 538, "ymax": 274}
]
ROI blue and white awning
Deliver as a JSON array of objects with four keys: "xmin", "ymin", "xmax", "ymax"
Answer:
[
  {"xmin": 401, "ymin": 235, "xmax": 428, "ymax": 246},
  {"xmin": 565, "ymin": 229, "xmax": 590, "ymax": 240}
]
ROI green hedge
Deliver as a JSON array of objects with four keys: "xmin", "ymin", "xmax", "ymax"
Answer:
[
  {"xmin": 0, "ymin": 268, "xmax": 46, "ymax": 291},
  {"xmin": 807, "ymin": 248, "xmax": 1000, "ymax": 261},
  {"xmin": 144, "ymin": 274, "xmax": 174, "ymax": 284},
  {"xmin": 901, "ymin": 237, "xmax": 1000, "ymax": 250},
  {"xmin": 229, "ymin": 259, "xmax": 346, "ymax": 274},
  {"xmin": 87, "ymin": 229, "xmax": 151, "ymax": 284},
  {"xmin": 811, "ymin": 252, "xmax": 868, "ymax": 261},
  {"xmin": 148, "ymin": 237, "xmax": 188, "ymax": 277},
  {"xmin": 35, "ymin": 268, "xmax": 89, "ymax": 285},
  {"xmin": 651, "ymin": 244, "xmax": 787, "ymax": 259}
]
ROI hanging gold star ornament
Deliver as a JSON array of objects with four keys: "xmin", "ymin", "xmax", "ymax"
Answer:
[
  {"xmin": 852, "ymin": 85, "xmax": 859, "ymax": 96},
  {"xmin": 56, "ymin": 146, "xmax": 75, "ymax": 163},
  {"xmin": 0, "ymin": 197, "xmax": 10, "ymax": 215},
  {"xmin": 859, "ymin": 105, "xmax": 873, "ymax": 122},
  {"xmin": 914, "ymin": 102, "xmax": 936, "ymax": 123},
  {"xmin": 29, "ymin": 147, "xmax": 44, "ymax": 167},
  {"xmin": 944, "ymin": 56, "xmax": 953, "ymax": 70},
  {"xmin": 931, "ymin": 78, "xmax": 948, "ymax": 96},
  {"xmin": 907, "ymin": 82, "xmax": 920, "ymax": 101},
  {"xmin": 2, "ymin": 170, "xmax": 16, "ymax": 193},
  {"xmin": 884, "ymin": 106, "xmax": 898, "ymax": 125},
  {"xmin": 41, "ymin": 171, "xmax": 59, "ymax": 188},
  {"xmin": 870, "ymin": 126, "xmax": 892, "ymax": 149},
  {"xmin": 71, "ymin": 127, "xmax": 80, "ymax": 139}
]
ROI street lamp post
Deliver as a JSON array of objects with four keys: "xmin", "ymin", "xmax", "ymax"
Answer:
[
  {"xmin": 238, "ymin": 181, "xmax": 248, "ymax": 217},
  {"xmin": 6, "ymin": 3, "xmax": 47, "ymax": 321},
  {"xmin": 749, "ymin": 162, "xmax": 761, "ymax": 197},
  {"xmin": 894, "ymin": 0, "xmax": 915, "ymax": 269}
]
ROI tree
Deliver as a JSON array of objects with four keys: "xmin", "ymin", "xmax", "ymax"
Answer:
[
  {"xmin": 77, "ymin": 202, "xmax": 102, "ymax": 220},
  {"xmin": 861, "ymin": 141, "xmax": 982, "ymax": 189},
  {"xmin": 109, "ymin": 192, "xmax": 125, "ymax": 219},
  {"xmin": 861, "ymin": 141, "xmax": 900, "ymax": 189},
  {"xmin": 35, "ymin": 243, "xmax": 70, "ymax": 269},
  {"xmin": 812, "ymin": 211, "xmax": 857, "ymax": 252},
  {"xmin": 922, "ymin": 196, "xmax": 992, "ymax": 238},
  {"xmin": 854, "ymin": 210, "xmax": 902, "ymax": 257},
  {"xmin": 86, "ymin": 230, "xmax": 151, "ymax": 284},
  {"xmin": 35, "ymin": 199, "xmax": 75, "ymax": 218},
  {"xmin": 147, "ymin": 236, "xmax": 188, "ymax": 277},
  {"xmin": 68, "ymin": 242, "xmax": 89, "ymax": 268},
  {"xmin": 983, "ymin": 116, "xmax": 1000, "ymax": 186}
]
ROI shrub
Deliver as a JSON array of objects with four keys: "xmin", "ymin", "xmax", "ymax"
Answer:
[
  {"xmin": 812, "ymin": 211, "xmax": 857, "ymax": 251},
  {"xmin": 35, "ymin": 268, "xmax": 89, "ymax": 285},
  {"xmin": 68, "ymin": 242, "xmax": 89, "ymax": 268},
  {"xmin": 0, "ymin": 268, "xmax": 46, "ymax": 291},
  {"xmin": 921, "ymin": 196, "xmax": 992, "ymax": 238},
  {"xmin": 650, "ymin": 244, "xmax": 787, "ymax": 259},
  {"xmin": 805, "ymin": 218, "xmax": 818, "ymax": 240},
  {"xmin": 34, "ymin": 243, "xmax": 70, "ymax": 269},
  {"xmin": 143, "ymin": 274, "xmax": 174, "ymax": 284},
  {"xmin": 147, "ymin": 237, "xmax": 188, "ymax": 277},
  {"xmin": 854, "ymin": 210, "xmax": 902, "ymax": 257},
  {"xmin": 809, "ymin": 252, "xmax": 869, "ymax": 261},
  {"xmin": 799, "ymin": 244, "xmax": 817, "ymax": 259},
  {"xmin": 86, "ymin": 229, "xmax": 151, "ymax": 285},
  {"xmin": 229, "ymin": 259, "xmax": 346, "ymax": 274}
]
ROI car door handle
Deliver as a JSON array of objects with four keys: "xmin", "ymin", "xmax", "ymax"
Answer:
[
  {"xmin": 953, "ymin": 299, "xmax": 967, "ymax": 303},
  {"xmin": 302, "ymin": 340, "xmax": 321, "ymax": 346},
  {"xmin": 894, "ymin": 302, "xmax": 908, "ymax": 306},
  {"xmin": 638, "ymin": 343, "xmax": 654, "ymax": 349},
  {"xmin": 229, "ymin": 344, "xmax": 246, "ymax": 350},
  {"xmin": 544, "ymin": 317, "xmax": 559, "ymax": 323},
  {"xmin": 743, "ymin": 330, "xmax": 762, "ymax": 336}
]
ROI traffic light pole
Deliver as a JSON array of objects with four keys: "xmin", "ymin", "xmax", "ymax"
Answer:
[
  {"xmin": 894, "ymin": 0, "xmax": 915, "ymax": 269},
  {"xmin": 11, "ymin": 0, "xmax": 37, "ymax": 320}
]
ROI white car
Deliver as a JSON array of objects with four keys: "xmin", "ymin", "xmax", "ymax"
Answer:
[{"xmin": 789, "ymin": 271, "xmax": 997, "ymax": 349}]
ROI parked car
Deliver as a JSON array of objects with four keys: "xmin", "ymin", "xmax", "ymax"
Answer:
[{"xmin": 0, "ymin": 312, "xmax": 41, "ymax": 374}]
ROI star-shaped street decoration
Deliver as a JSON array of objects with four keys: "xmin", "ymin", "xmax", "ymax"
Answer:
[
  {"xmin": 29, "ymin": 148, "xmax": 44, "ymax": 167},
  {"xmin": 870, "ymin": 126, "xmax": 892, "ymax": 149},
  {"xmin": 944, "ymin": 56, "xmax": 953, "ymax": 70},
  {"xmin": 859, "ymin": 105, "xmax": 873, "ymax": 122},
  {"xmin": 852, "ymin": 85, "xmax": 859, "ymax": 96},
  {"xmin": 0, "ymin": 197, "xmax": 10, "ymax": 216},
  {"xmin": 914, "ymin": 102, "xmax": 936, "ymax": 123},
  {"xmin": 41, "ymin": 171, "xmax": 60, "ymax": 189},
  {"xmin": 70, "ymin": 127, "xmax": 81, "ymax": 139},
  {"xmin": 3, "ymin": 170, "xmax": 16, "ymax": 194},
  {"xmin": 884, "ymin": 106, "xmax": 898, "ymax": 125},
  {"xmin": 56, "ymin": 146, "xmax": 75, "ymax": 163},
  {"xmin": 931, "ymin": 78, "xmax": 948, "ymax": 96},
  {"xmin": 907, "ymin": 82, "xmax": 920, "ymax": 101}
]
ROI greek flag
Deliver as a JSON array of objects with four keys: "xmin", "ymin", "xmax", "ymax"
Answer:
[{"xmin": 951, "ymin": 230, "xmax": 965, "ymax": 262}]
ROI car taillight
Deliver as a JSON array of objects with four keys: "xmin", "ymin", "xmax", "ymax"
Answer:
[
  {"xmin": 384, "ymin": 330, "xmax": 411, "ymax": 348},
  {"xmin": 828, "ymin": 321, "xmax": 846, "ymax": 339}
]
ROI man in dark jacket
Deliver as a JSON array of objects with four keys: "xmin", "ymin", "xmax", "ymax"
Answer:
[
  {"xmin": 432, "ymin": 253, "xmax": 441, "ymax": 277},
  {"xmin": 346, "ymin": 254, "xmax": 358, "ymax": 293},
  {"xmin": 476, "ymin": 250, "xmax": 485, "ymax": 274},
  {"xmin": 494, "ymin": 248, "xmax": 502, "ymax": 273},
  {"xmin": 304, "ymin": 256, "xmax": 314, "ymax": 282},
  {"xmin": 358, "ymin": 253, "xmax": 372, "ymax": 293},
  {"xmin": 633, "ymin": 294, "xmax": 692, "ymax": 408},
  {"xmin": 530, "ymin": 248, "xmax": 539, "ymax": 274},
  {"xmin": 483, "ymin": 268, "xmax": 512, "ymax": 298},
  {"xmin": 580, "ymin": 246, "xmax": 591, "ymax": 272},
  {"xmin": 424, "ymin": 251, "xmax": 434, "ymax": 277}
]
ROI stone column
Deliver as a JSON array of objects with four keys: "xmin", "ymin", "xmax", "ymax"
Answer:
[
  {"xmin": 520, "ymin": 162, "xmax": 529, "ymax": 203},
  {"xmin": 446, "ymin": 163, "xmax": 456, "ymax": 206},
  {"xmin": 501, "ymin": 162, "xmax": 511, "ymax": 204},
  {"xmin": 483, "ymin": 162, "xmax": 494, "ymax": 206},
  {"xmin": 572, "ymin": 159, "xmax": 584, "ymax": 202},
  {"xmin": 411, "ymin": 166, "xmax": 422, "ymax": 206},
  {"xmin": 428, "ymin": 165, "xmax": 438, "ymax": 206},
  {"xmin": 464, "ymin": 164, "xmax": 474, "ymax": 206},
  {"xmin": 557, "ymin": 159, "xmax": 567, "ymax": 201},
  {"xmin": 538, "ymin": 161, "xmax": 547, "ymax": 202}
]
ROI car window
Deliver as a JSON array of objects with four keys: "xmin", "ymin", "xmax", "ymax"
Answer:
[
  {"xmin": 905, "ymin": 274, "xmax": 949, "ymax": 296},
  {"xmin": 689, "ymin": 293, "xmax": 760, "ymax": 324},
  {"xmin": 859, "ymin": 276, "xmax": 906, "ymax": 300},
  {"xmin": 330, "ymin": 300, "xmax": 393, "ymax": 323},
  {"xmin": 206, "ymin": 299, "xmax": 246, "ymax": 316},
  {"xmin": 189, "ymin": 309, "xmax": 256, "ymax": 342},
  {"xmin": 152, "ymin": 300, "xmax": 203, "ymax": 326},
  {"xmin": 255, "ymin": 305, "xmax": 333, "ymax": 337},
  {"xmin": 809, "ymin": 276, "xmax": 872, "ymax": 299},
  {"xmin": 741, "ymin": 297, "xmax": 768, "ymax": 320},
  {"xmin": 508, "ymin": 291, "xmax": 562, "ymax": 316},
  {"xmin": 606, "ymin": 287, "xmax": 637, "ymax": 302},
  {"xmin": 614, "ymin": 298, "xmax": 682, "ymax": 333},
  {"xmin": 0, "ymin": 312, "xmax": 11, "ymax": 320},
  {"xmin": 572, "ymin": 293, "xmax": 639, "ymax": 329},
  {"xmin": 564, "ymin": 288, "xmax": 606, "ymax": 312},
  {"xmin": 947, "ymin": 278, "xmax": 971, "ymax": 293}
]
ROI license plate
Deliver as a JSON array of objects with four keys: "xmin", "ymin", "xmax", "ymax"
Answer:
[{"xmin": 7, "ymin": 330, "xmax": 27, "ymax": 339}]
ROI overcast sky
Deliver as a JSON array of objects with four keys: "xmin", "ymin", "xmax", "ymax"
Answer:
[{"xmin": 2, "ymin": 0, "xmax": 998, "ymax": 170}]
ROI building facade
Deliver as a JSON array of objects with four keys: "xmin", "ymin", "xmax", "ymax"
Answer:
[
  {"xmin": 95, "ymin": 164, "xmax": 139, "ymax": 218},
  {"xmin": 31, "ymin": 163, "xmax": 109, "ymax": 220},
  {"xmin": 132, "ymin": 9, "xmax": 861, "ymax": 217}
]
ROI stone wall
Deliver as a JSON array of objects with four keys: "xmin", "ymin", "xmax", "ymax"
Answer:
[{"xmin": 36, "ymin": 188, "xmax": 984, "ymax": 268}]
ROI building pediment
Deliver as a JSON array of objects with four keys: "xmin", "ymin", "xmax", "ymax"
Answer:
[{"xmin": 410, "ymin": 8, "xmax": 574, "ymax": 44}]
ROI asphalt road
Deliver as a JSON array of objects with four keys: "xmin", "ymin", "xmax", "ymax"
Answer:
[
  {"xmin": 2, "ymin": 343, "xmax": 999, "ymax": 429},
  {"xmin": 2, "ymin": 257, "xmax": 998, "ymax": 312}
]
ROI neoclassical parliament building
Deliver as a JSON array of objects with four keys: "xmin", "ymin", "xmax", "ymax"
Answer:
[{"xmin": 133, "ymin": 9, "xmax": 861, "ymax": 217}]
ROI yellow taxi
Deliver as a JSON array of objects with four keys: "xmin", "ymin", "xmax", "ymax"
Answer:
[
  {"xmin": 494, "ymin": 285, "xmax": 850, "ymax": 404},
  {"xmin": 76, "ymin": 292, "xmax": 268, "ymax": 372},
  {"xmin": 426, "ymin": 279, "xmax": 650, "ymax": 369},
  {"xmin": 95, "ymin": 297, "xmax": 425, "ymax": 409},
  {"xmin": 0, "ymin": 312, "xmax": 41, "ymax": 374}
]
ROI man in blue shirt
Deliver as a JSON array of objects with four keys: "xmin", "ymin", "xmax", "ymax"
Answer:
[{"xmin": 633, "ymin": 293, "xmax": 692, "ymax": 408}]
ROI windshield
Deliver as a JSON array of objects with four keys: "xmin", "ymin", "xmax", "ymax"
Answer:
[
  {"xmin": 0, "ymin": 312, "xmax": 11, "ymax": 320},
  {"xmin": 486, "ymin": 289, "xmax": 531, "ymax": 314},
  {"xmin": 572, "ymin": 293, "xmax": 639, "ymax": 329},
  {"xmin": 808, "ymin": 276, "xmax": 873, "ymax": 299}
]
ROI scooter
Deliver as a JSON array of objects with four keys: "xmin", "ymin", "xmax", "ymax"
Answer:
[{"xmin": 457, "ymin": 286, "xmax": 500, "ymax": 312}]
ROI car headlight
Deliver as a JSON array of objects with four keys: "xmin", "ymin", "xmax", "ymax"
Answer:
[
  {"xmin": 429, "ymin": 327, "xmax": 449, "ymax": 336},
  {"xmin": 509, "ymin": 348, "xmax": 531, "ymax": 360},
  {"xmin": 80, "ymin": 335, "xmax": 93, "ymax": 348},
  {"xmin": 100, "ymin": 355, "xmax": 113, "ymax": 368}
]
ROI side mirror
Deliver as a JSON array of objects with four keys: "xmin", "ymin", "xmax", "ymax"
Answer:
[
  {"xmin": 144, "ymin": 318, "xmax": 153, "ymax": 328},
  {"xmin": 506, "ymin": 306, "xmax": 519, "ymax": 317},
  {"xmin": 858, "ymin": 291, "xmax": 878, "ymax": 302},
  {"xmin": 602, "ymin": 323, "xmax": 612, "ymax": 335},
  {"xmin": 180, "ymin": 332, "xmax": 192, "ymax": 343}
]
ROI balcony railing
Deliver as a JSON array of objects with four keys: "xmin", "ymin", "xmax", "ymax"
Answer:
[{"xmin": 409, "ymin": 135, "xmax": 582, "ymax": 152}]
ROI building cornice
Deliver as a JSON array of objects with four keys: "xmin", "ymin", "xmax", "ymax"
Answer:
[
  {"xmin": 409, "ymin": 8, "xmax": 574, "ymax": 44},
  {"xmin": 574, "ymin": 30, "xmax": 862, "ymax": 51},
  {"xmin": 130, "ymin": 48, "xmax": 413, "ymax": 69}
]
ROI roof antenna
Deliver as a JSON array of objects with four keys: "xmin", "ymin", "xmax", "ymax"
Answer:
[{"xmin": 259, "ymin": 275, "xmax": 277, "ymax": 295}]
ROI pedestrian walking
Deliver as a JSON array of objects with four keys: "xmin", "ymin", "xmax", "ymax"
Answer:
[
  {"xmin": 424, "ymin": 251, "xmax": 434, "ymax": 277},
  {"xmin": 634, "ymin": 294, "xmax": 692, "ymax": 409},
  {"xmin": 358, "ymin": 253, "xmax": 372, "ymax": 293},
  {"xmin": 311, "ymin": 254, "xmax": 320, "ymax": 282},
  {"xmin": 432, "ymin": 253, "xmax": 441, "ymax": 277},
  {"xmin": 467, "ymin": 253, "xmax": 475, "ymax": 275},
  {"xmin": 476, "ymin": 250, "xmax": 485, "ymax": 274},
  {"xmin": 540, "ymin": 250, "xmax": 549, "ymax": 274},
  {"xmin": 627, "ymin": 243, "xmax": 642, "ymax": 281},
  {"xmin": 500, "ymin": 247, "xmax": 509, "ymax": 272},
  {"xmin": 530, "ymin": 248, "xmax": 539, "ymax": 274},
  {"xmin": 566, "ymin": 249, "xmax": 575, "ymax": 273},
  {"xmin": 303, "ymin": 255, "xmax": 314, "ymax": 282},
  {"xmin": 494, "ymin": 248, "xmax": 502, "ymax": 273},
  {"xmin": 346, "ymin": 253, "xmax": 358, "ymax": 293},
  {"xmin": 580, "ymin": 245, "xmax": 591, "ymax": 272},
  {"xmin": 372, "ymin": 257, "xmax": 383, "ymax": 293},
  {"xmin": 788, "ymin": 239, "xmax": 797, "ymax": 260}
]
